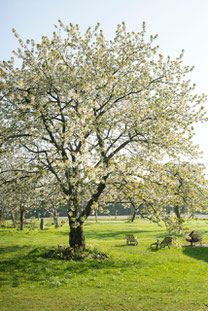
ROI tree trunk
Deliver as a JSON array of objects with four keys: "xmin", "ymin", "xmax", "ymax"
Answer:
[
  {"xmin": 53, "ymin": 210, "xmax": 59, "ymax": 228},
  {"xmin": 69, "ymin": 224, "xmax": 85, "ymax": 251},
  {"xmin": 174, "ymin": 206, "xmax": 181, "ymax": 220},
  {"xmin": 11, "ymin": 210, "xmax": 16, "ymax": 228},
  {"xmin": 0, "ymin": 210, "xmax": 4, "ymax": 226},
  {"xmin": 67, "ymin": 177, "xmax": 109, "ymax": 251},
  {"xmin": 40, "ymin": 218, "xmax": 44, "ymax": 230},
  {"xmin": 115, "ymin": 210, "xmax": 118, "ymax": 219},
  {"xmin": 131, "ymin": 210, "xmax": 136, "ymax": 222},
  {"xmin": 20, "ymin": 209, "xmax": 25, "ymax": 231}
]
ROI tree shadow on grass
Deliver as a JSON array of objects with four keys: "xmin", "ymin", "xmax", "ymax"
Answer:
[
  {"xmin": 0, "ymin": 245, "xmax": 144, "ymax": 288},
  {"xmin": 114, "ymin": 244, "xmax": 132, "ymax": 247},
  {"xmin": 183, "ymin": 246, "xmax": 208, "ymax": 263},
  {"xmin": 150, "ymin": 250, "xmax": 160, "ymax": 254},
  {"xmin": 0, "ymin": 245, "xmax": 43, "ymax": 286},
  {"xmin": 0, "ymin": 246, "xmax": 23, "ymax": 254},
  {"xmin": 57, "ymin": 229, "xmax": 158, "ymax": 240}
]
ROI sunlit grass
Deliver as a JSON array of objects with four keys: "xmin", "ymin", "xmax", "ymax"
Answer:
[{"xmin": 1, "ymin": 218, "xmax": 208, "ymax": 310}]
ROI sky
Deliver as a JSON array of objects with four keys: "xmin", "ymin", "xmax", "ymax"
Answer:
[{"xmin": 1, "ymin": 0, "xmax": 208, "ymax": 164}]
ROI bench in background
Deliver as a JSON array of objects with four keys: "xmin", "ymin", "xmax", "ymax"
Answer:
[{"xmin": 126, "ymin": 234, "xmax": 138, "ymax": 246}]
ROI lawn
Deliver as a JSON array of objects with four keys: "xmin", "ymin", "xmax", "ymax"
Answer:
[{"xmin": 1, "ymin": 218, "xmax": 208, "ymax": 311}]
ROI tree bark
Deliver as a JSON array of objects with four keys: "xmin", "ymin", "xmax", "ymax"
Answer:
[
  {"xmin": 11, "ymin": 210, "xmax": 16, "ymax": 228},
  {"xmin": 20, "ymin": 209, "xmax": 25, "ymax": 230},
  {"xmin": 40, "ymin": 218, "xmax": 44, "ymax": 230},
  {"xmin": 0, "ymin": 210, "xmax": 4, "ymax": 226},
  {"xmin": 174, "ymin": 206, "xmax": 181, "ymax": 220},
  {"xmin": 69, "ymin": 224, "xmax": 85, "ymax": 251},
  {"xmin": 67, "ymin": 175, "xmax": 109, "ymax": 251},
  {"xmin": 131, "ymin": 210, "xmax": 136, "ymax": 222},
  {"xmin": 53, "ymin": 210, "xmax": 59, "ymax": 228}
]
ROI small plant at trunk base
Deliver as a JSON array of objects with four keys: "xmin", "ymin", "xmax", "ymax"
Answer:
[{"xmin": 43, "ymin": 246, "xmax": 109, "ymax": 261}]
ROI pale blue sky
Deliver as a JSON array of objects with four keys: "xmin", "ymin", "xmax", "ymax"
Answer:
[{"xmin": 1, "ymin": 0, "xmax": 208, "ymax": 162}]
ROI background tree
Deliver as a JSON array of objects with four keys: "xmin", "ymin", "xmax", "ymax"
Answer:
[
  {"xmin": 123, "ymin": 160, "xmax": 208, "ymax": 232},
  {"xmin": 40, "ymin": 181, "xmax": 67, "ymax": 228},
  {"xmin": 0, "ymin": 155, "xmax": 41, "ymax": 230},
  {"xmin": 0, "ymin": 187, "xmax": 7, "ymax": 226},
  {"xmin": 108, "ymin": 160, "xmax": 171, "ymax": 223},
  {"xmin": 162, "ymin": 161, "xmax": 208, "ymax": 220},
  {"xmin": 0, "ymin": 184, "xmax": 18, "ymax": 228},
  {"xmin": 0, "ymin": 21, "xmax": 206, "ymax": 249}
]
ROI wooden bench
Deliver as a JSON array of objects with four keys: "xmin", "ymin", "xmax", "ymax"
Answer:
[
  {"xmin": 186, "ymin": 231, "xmax": 202, "ymax": 246},
  {"xmin": 126, "ymin": 234, "xmax": 138, "ymax": 246},
  {"xmin": 151, "ymin": 236, "xmax": 172, "ymax": 249}
]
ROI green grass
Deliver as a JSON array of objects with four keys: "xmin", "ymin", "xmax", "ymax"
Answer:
[{"xmin": 1, "ymin": 218, "xmax": 208, "ymax": 310}]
